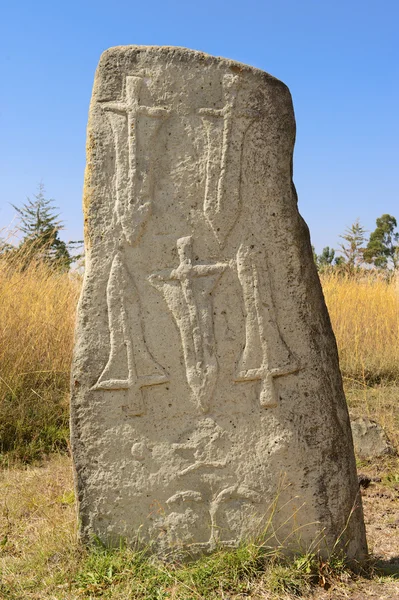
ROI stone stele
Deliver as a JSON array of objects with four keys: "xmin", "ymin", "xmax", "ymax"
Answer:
[{"xmin": 71, "ymin": 45, "xmax": 367, "ymax": 560}]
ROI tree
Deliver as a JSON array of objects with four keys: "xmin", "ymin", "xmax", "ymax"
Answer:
[
  {"xmin": 363, "ymin": 214, "xmax": 399, "ymax": 270},
  {"xmin": 312, "ymin": 246, "xmax": 336, "ymax": 272},
  {"xmin": 10, "ymin": 183, "xmax": 73, "ymax": 271},
  {"xmin": 334, "ymin": 255, "xmax": 346, "ymax": 267},
  {"xmin": 318, "ymin": 246, "xmax": 336, "ymax": 270},
  {"xmin": 338, "ymin": 219, "xmax": 367, "ymax": 270},
  {"xmin": 312, "ymin": 245, "xmax": 318, "ymax": 265}
]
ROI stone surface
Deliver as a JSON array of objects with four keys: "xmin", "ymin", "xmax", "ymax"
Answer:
[
  {"xmin": 71, "ymin": 45, "xmax": 367, "ymax": 560},
  {"xmin": 351, "ymin": 417, "xmax": 396, "ymax": 459}
]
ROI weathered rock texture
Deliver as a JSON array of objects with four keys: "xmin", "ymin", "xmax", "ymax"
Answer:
[
  {"xmin": 71, "ymin": 46, "xmax": 367, "ymax": 560},
  {"xmin": 351, "ymin": 417, "xmax": 397, "ymax": 459}
]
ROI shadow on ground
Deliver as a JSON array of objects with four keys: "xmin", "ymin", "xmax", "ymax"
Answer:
[{"xmin": 374, "ymin": 556, "xmax": 399, "ymax": 578}]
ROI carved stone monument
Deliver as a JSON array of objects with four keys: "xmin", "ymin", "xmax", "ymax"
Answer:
[{"xmin": 71, "ymin": 46, "xmax": 367, "ymax": 560}]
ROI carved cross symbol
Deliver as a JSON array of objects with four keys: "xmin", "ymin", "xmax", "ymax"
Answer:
[
  {"xmin": 199, "ymin": 74, "xmax": 258, "ymax": 247},
  {"xmin": 149, "ymin": 236, "xmax": 228, "ymax": 413},
  {"xmin": 100, "ymin": 75, "xmax": 170, "ymax": 245}
]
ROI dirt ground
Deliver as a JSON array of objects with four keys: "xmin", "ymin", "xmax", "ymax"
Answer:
[{"xmin": 310, "ymin": 460, "xmax": 399, "ymax": 600}]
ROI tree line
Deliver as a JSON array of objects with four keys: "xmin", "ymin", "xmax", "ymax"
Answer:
[{"xmin": 313, "ymin": 214, "xmax": 399, "ymax": 273}]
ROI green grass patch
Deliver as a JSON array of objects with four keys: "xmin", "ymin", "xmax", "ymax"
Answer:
[{"xmin": 71, "ymin": 542, "xmax": 350, "ymax": 599}]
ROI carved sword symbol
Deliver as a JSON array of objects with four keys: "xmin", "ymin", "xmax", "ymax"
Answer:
[
  {"xmin": 100, "ymin": 75, "xmax": 170, "ymax": 245},
  {"xmin": 199, "ymin": 74, "xmax": 257, "ymax": 248},
  {"xmin": 92, "ymin": 253, "xmax": 168, "ymax": 415},
  {"xmin": 148, "ymin": 236, "xmax": 228, "ymax": 413},
  {"xmin": 235, "ymin": 245, "xmax": 300, "ymax": 407},
  {"xmin": 94, "ymin": 74, "xmax": 171, "ymax": 413}
]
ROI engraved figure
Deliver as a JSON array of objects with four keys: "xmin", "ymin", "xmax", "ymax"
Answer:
[
  {"xmin": 162, "ymin": 419, "xmax": 261, "ymax": 549},
  {"xmin": 172, "ymin": 418, "xmax": 229, "ymax": 475},
  {"xmin": 92, "ymin": 253, "xmax": 168, "ymax": 415},
  {"xmin": 93, "ymin": 74, "xmax": 171, "ymax": 410},
  {"xmin": 235, "ymin": 245, "xmax": 299, "ymax": 407},
  {"xmin": 148, "ymin": 237, "xmax": 228, "ymax": 413},
  {"xmin": 165, "ymin": 484, "xmax": 261, "ymax": 550},
  {"xmin": 100, "ymin": 75, "xmax": 170, "ymax": 245},
  {"xmin": 208, "ymin": 484, "xmax": 262, "ymax": 545},
  {"xmin": 199, "ymin": 74, "xmax": 257, "ymax": 247}
]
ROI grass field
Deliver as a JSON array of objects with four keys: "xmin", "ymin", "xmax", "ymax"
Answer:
[
  {"xmin": 0, "ymin": 259, "xmax": 80, "ymax": 463},
  {"xmin": 0, "ymin": 263, "xmax": 398, "ymax": 465},
  {"xmin": 0, "ymin": 262, "xmax": 398, "ymax": 598},
  {"xmin": 322, "ymin": 271, "xmax": 399, "ymax": 385}
]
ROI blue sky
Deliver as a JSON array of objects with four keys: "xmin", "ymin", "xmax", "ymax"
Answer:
[{"xmin": 1, "ymin": 0, "xmax": 398, "ymax": 252}]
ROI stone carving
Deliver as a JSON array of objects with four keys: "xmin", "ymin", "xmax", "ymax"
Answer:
[
  {"xmin": 163, "ymin": 419, "xmax": 261, "ymax": 549},
  {"xmin": 92, "ymin": 253, "xmax": 168, "ymax": 415},
  {"xmin": 100, "ymin": 74, "xmax": 170, "ymax": 245},
  {"xmin": 149, "ymin": 236, "xmax": 227, "ymax": 413},
  {"xmin": 165, "ymin": 483, "xmax": 261, "ymax": 550},
  {"xmin": 235, "ymin": 245, "xmax": 299, "ymax": 407},
  {"xmin": 93, "ymin": 73, "xmax": 170, "ymax": 411},
  {"xmin": 199, "ymin": 74, "xmax": 256, "ymax": 247},
  {"xmin": 172, "ymin": 417, "xmax": 230, "ymax": 475},
  {"xmin": 72, "ymin": 46, "xmax": 367, "ymax": 561}
]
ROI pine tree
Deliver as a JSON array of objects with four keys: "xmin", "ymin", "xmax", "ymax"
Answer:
[{"xmin": 11, "ymin": 183, "xmax": 73, "ymax": 271}]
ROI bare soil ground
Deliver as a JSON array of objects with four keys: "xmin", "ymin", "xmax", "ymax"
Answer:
[
  {"xmin": 311, "ymin": 487, "xmax": 399, "ymax": 598},
  {"xmin": 310, "ymin": 386, "xmax": 399, "ymax": 599}
]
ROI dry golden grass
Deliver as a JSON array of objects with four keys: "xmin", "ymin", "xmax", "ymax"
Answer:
[
  {"xmin": 321, "ymin": 271, "xmax": 399, "ymax": 384},
  {"xmin": 0, "ymin": 263, "xmax": 398, "ymax": 598},
  {"xmin": 0, "ymin": 258, "xmax": 80, "ymax": 461},
  {"xmin": 0, "ymin": 258, "xmax": 79, "ymax": 386},
  {"xmin": 1, "ymin": 260, "xmax": 398, "ymax": 462}
]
